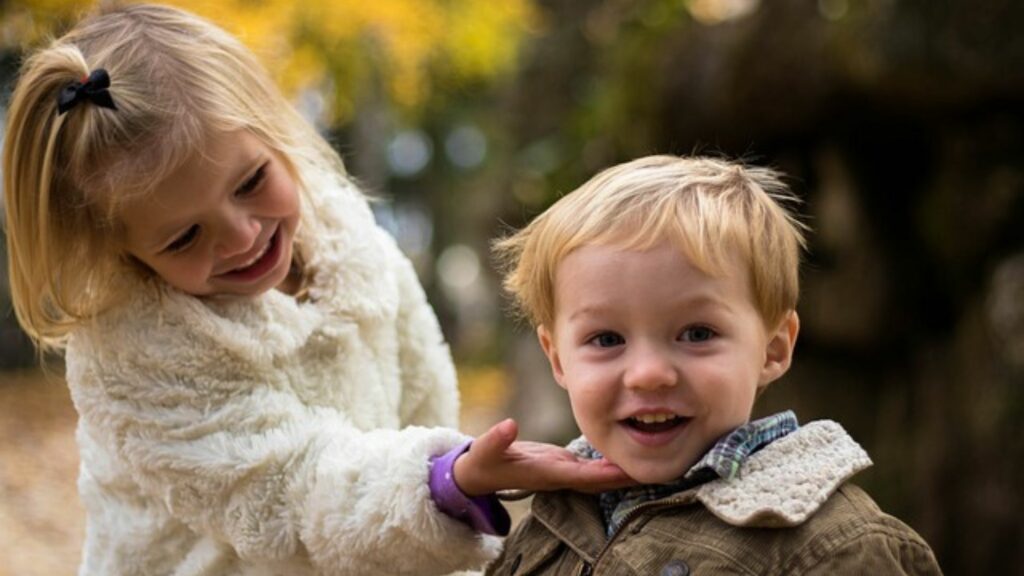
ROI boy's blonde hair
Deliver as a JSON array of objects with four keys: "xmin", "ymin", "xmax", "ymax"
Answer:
[
  {"xmin": 494, "ymin": 155, "xmax": 808, "ymax": 329},
  {"xmin": 3, "ymin": 3, "xmax": 346, "ymax": 351}
]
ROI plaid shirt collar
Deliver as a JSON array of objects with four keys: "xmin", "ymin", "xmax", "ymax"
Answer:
[{"xmin": 584, "ymin": 410, "xmax": 800, "ymax": 537}]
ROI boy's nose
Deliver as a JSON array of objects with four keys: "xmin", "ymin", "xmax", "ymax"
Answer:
[
  {"xmin": 214, "ymin": 212, "xmax": 261, "ymax": 259},
  {"xmin": 623, "ymin": 346, "xmax": 678, "ymax": 391}
]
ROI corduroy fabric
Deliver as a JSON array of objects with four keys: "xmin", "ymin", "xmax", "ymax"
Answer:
[{"xmin": 486, "ymin": 422, "xmax": 942, "ymax": 576}]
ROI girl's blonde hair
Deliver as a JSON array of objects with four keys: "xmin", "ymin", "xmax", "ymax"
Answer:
[
  {"xmin": 3, "ymin": 3, "xmax": 346, "ymax": 351},
  {"xmin": 494, "ymin": 155, "xmax": 808, "ymax": 329}
]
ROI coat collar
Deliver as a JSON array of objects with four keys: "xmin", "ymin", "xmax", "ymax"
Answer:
[
  {"xmin": 528, "ymin": 420, "xmax": 872, "ymax": 565},
  {"xmin": 695, "ymin": 420, "xmax": 872, "ymax": 527},
  {"xmin": 293, "ymin": 171, "xmax": 398, "ymax": 321}
]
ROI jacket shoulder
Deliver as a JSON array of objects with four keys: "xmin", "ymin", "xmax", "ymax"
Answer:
[
  {"xmin": 779, "ymin": 484, "xmax": 943, "ymax": 575},
  {"xmin": 630, "ymin": 484, "xmax": 940, "ymax": 576}
]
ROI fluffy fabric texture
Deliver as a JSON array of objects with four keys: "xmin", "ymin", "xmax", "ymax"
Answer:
[
  {"xmin": 696, "ymin": 420, "xmax": 873, "ymax": 527},
  {"xmin": 65, "ymin": 171, "xmax": 500, "ymax": 575}
]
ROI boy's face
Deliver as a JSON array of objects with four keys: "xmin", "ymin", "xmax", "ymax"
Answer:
[{"xmin": 538, "ymin": 241, "xmax": 798, "ymax": 484}]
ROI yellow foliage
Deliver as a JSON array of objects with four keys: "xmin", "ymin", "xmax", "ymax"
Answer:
[
  {"xmin": 1, "ymin": 0, "xmax": 538, "ymax": 124},
  {"xmin": 457, "ymin": 363, "xmax": 510, "ymax": 411}
]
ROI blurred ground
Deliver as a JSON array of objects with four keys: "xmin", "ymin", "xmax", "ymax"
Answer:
[
  {"xmin": 0, "ymin": 367, "xmax": 527, "ymax": 575},
  {"xmin": 0, "ymin": 371, "xmax": 84, "ymax": 576}
]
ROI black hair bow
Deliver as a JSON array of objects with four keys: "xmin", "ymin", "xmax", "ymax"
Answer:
[{"xmin": 57, "ymin": 68, "xmax": 117, "ymax": 115}]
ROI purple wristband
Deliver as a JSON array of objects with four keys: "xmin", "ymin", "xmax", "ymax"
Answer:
[{"xmin": 428, "ymin": 440, "xmax": 511, "ymax": 536}]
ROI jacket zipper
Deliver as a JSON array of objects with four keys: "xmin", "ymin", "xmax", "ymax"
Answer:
[{"xmin": 588, "ymin": 492, "xmax": 698, "ymax": 570}]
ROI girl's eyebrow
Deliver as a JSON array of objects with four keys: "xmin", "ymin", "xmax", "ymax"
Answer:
[
  {"xmin": 230, "ymin": 153, "xmax": 268, "ymax": 189},
  {"xmin": 150, "ymin": 220, "xmax": 192, "ymax": 252},
  {"xmin": 146, "ymin": 153, "xmax": 269, "ymax": 252},
  {"xmin": 141, "ymin": 197, "xmax": 193, "ymax": 252}
]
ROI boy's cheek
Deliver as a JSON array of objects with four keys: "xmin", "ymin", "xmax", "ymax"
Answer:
[{"xmin": 563, "ymin": 391, "xmax": 605, "ymax": 440}]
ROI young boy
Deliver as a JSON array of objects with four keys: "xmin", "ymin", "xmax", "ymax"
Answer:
[{"xmin": 485, "ymin": 156, "xmax": 943, "ymax": 575}]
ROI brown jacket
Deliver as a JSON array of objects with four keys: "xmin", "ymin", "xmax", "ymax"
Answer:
[{"xmin": 487, "ymin": 421, "xmax": 942, "ymax": 576}]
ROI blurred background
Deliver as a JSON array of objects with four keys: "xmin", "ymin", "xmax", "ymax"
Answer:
[{"xmin": 1, "ymin": 0, "xmax": 1022, "ymax": 574}]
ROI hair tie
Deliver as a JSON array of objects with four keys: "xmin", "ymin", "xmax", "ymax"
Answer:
[{"xmin": 57, "ymin": 68, "xmax": 117, "ymax": 115}]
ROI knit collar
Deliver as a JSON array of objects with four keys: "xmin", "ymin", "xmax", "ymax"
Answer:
[
  {"xmin": 586, "ymin": 411, "xmax": 800, "ymax": 536},
  {"xmin": 536, "ymin": 419, "xmax": 872, "ymax": 555}
]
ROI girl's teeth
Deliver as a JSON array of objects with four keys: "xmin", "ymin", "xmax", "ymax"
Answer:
[{"xmin": 236, "ymin": 242, "xmax": 269, "ymax": 270}]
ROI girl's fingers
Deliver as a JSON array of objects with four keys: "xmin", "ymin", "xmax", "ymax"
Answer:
[
  {"xmin": 471, "ymin": 419, "xmax": 518, "ymax": 462},
  {"xmin": 542, "ymin": 459, "xmax": 634, "ymax": 492},
  {"xmin": 458, "ymin": 425, "xmax": 635, "ymax": 494},
  {"xmin": 453, "ymin": 419, "xmax": 521, "ymax": 495},
  {"xmin": 570, "ymin": 465, "xmax": 636, "ymax": 493}
]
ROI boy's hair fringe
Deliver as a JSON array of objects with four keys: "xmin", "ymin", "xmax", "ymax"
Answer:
[{"xmin": 493, "ymin": 155, "xmax": 809, "ymax": 330}]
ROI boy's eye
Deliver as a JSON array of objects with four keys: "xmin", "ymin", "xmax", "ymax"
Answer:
[
  {"xmin": 236, "ymin": 164, "xmax": 267, "ymax": 196},
  {"xmin": 681, "ymin": 326, "xmax": 716, "ymax": 343},
  {"xmin": 590, "ymin": 332, "xmax": 625, "ymax": 348},
  {"xmin": 165, "ymin": 225, "xmax": 199, "ymax": 253}
]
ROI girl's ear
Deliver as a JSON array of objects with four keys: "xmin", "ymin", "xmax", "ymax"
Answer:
[
  {"xmin": 759, "ymin": 310, "xmax": 800, "ymax": 389},
  {"xmin": 537, "ymin": 325, "xmax": 567, "ymax": 389}
]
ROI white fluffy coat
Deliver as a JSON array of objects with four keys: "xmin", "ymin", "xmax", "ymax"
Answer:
[{"xmin": 66, "ymin": 175, "xmax": 500, "ymax": 575}]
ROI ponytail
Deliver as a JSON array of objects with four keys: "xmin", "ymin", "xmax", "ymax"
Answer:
[{"xmin": 3, "ymin": 44, "xmax": 124, "ymax": 351}]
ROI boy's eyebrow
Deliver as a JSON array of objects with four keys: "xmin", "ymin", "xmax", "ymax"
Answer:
[
  {"xmin": 567, "ymin": 294, "xmax": 735, "ymax": 321},
  {"xmin": 567, "ymin": 304, "xmax": 613, "ymax": 322},
  {"xmin": 678, "ymin": 293, "xmax": 737, "ymax": 312}
]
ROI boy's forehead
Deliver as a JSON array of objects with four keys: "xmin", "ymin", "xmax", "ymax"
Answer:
[
  {"xmin": 552, "ymin": 241, "xmax": 751, "ymax": 301},
  {"xmin": 557, "ymin": 234, "xmax": 733, "ymax": 281},
  {"xmin": 548, "ymin": 241, "xmax": 774, "ymax": 327}
]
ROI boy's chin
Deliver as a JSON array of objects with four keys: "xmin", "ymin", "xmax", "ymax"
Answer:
[{"xmin": 618, "ymin": 461, "xmax": 690, "ymax": 485}]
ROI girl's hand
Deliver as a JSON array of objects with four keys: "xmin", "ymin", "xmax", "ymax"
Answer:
[{"xmin": 452, "ymin": 419, "xmax": 635, "ymax": 496}]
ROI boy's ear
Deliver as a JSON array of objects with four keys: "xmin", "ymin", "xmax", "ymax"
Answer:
[
  {"xmin": 537, "ymin": 325, "xmax": 567, "ymax": 389},
  {"xmin": 759, "ymin": 310, "xmax": 800, "ymax": 389}
]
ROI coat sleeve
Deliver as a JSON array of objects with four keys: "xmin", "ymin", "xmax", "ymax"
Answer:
[
  {"xmin": 385, "ymin": 233, "xmax": 462, "ymax": 429},
  {"xmin": 66, "ymin": 322, "xmax": 499, "ymax": 576}
]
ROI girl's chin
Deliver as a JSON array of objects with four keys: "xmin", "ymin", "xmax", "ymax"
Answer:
[{"xmin": 196, "ymin": 270, "xmax": 289, "ymax": 299}]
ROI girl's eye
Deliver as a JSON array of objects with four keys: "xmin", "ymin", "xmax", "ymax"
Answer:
[
  {"xmin": 590, "ymin": 332, "xmax": 625, "ymax": 348},
  {"xmin": 681, "ymin": 326, "xmax": 716, "ymax": 343},
  {"xmin": 236, "ymin": 164, "xmax": 267, "ymax": 196},
  {"xmin": 165, "ymin": 225, "xmax": 199, "ymax": 253}
]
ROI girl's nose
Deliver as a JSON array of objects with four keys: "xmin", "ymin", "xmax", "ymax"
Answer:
[
  {"xmin": 623, "ymin": 345, "xmax": 678, "ymax": 391},
  {"xmin": 214, "ymin": 211, "xmax": 261, "ymax": 258}
]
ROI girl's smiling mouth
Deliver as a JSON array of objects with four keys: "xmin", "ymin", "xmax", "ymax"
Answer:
[{"xmin": 217, "ymin": 226, "xmax": 282, "ymax": 282}]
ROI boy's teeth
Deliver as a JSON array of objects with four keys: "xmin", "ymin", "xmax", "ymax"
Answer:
[{"xmin": 633, "ymin": 413, "xmax": 675, "ymax": 424}]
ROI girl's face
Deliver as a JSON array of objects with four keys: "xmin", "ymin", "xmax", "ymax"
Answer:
[{"xmin": 120, "ymin": 129, "xmax": 301, "ymax": 299}]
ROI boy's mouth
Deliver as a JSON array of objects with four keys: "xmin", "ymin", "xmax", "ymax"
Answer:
[{"xmin": 623, "ymin": 413, "xmax": 688, "ymax": 434}]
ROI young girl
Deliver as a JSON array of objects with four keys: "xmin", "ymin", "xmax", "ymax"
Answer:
[{"xmin": 2, "ymin": 4, "xmax": 627, "ymax": 575}]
